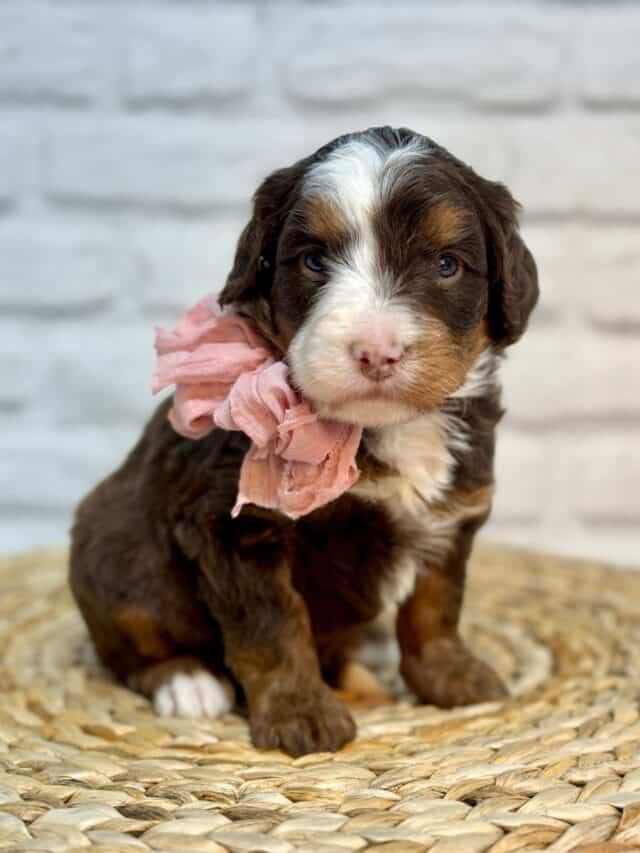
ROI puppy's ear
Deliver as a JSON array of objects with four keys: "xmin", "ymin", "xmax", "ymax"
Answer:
[
  {"xmin": 480, "ymin": 181, "xmax": 539, "ymax": 346},
  {"xmin": 219, "ymin": 163, "xmax": 304, "ymax": 308}
]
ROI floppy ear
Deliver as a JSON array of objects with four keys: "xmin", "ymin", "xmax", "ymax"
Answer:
[
  {"xmin": 218, "ymin": 163, "xmax": 304, "ymax": 308},
  {"xmin": 481, "ymin": 181, "xmax": 539, "ymax": 347}
]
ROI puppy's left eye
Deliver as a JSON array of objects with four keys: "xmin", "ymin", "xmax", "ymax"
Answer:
[
  {"xmin": 438, "ymin": 254, "xmax": 460, "ymax": 279},
  {"xmin": 300, "ymin": 250, "xmax": 327, "ymax": 280},
  {"xmin": 303, "ymin": 251, "xmax": 325, "ymax": 273}
]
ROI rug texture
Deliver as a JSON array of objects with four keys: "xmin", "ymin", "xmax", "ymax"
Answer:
[{"xmin": 1, "ymin": 545, "xmax": 640, "ymax": 853}]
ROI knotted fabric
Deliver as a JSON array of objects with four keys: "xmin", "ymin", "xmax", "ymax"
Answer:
[{"xmin": 152, "ymin": 297, "xmax": 362, "ymax": 518}]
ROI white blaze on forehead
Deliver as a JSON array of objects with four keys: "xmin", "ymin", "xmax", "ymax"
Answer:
[
  {"xmin": 304, "ymin": 141, "xmax": 388, "ymax": 306},
  {"xmin": 303, "ymin": 137, "xmax": 426, "ymax": 232},
  {"xmin": 304, "ymin": 140, "xmax": 385, "ymax": 232}
]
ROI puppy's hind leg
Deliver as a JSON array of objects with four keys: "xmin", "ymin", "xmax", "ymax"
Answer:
[
  {"xmin": 130, "ymin": 656, "xmax": 235, "ymax": 720},
  {"xmin": 71, "ymin": 564, "xmax": 235, "ymax": 721},
  {"xmin": 110, "ymin": 607, "xmax": 235, "ymax": 720}
]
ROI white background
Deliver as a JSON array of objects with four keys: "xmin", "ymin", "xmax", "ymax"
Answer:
[{"xmin": 1, "ymin": 1, "xmax": 639, "ymax": 565}]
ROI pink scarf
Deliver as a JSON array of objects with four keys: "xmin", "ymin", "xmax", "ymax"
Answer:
[{"xmin": 152, "ymin": 297, "xmax": 362, "ymax": 518}]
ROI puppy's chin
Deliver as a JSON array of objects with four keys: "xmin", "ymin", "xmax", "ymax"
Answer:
[{"xmin": 313, "ymin": 397, "xmax": 420, "ymax": 428}]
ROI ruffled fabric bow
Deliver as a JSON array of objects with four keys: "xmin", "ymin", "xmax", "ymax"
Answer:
[{"xmin": 152, "ymin": 297, "xmax": 362, "ymax": 518}]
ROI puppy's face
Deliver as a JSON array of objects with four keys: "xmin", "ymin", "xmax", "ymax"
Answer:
[{"xmin": 220, "ymin": 127, "xmax": 538, "ymax": 428}]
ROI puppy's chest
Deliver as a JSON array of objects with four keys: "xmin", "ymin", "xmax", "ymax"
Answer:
[
  {"xmin": 353, "ymin": 413, "xmax": 462, "ymax": 526},
  {"xmin": 350, "ymin": 413, "xmax": 466, "ymax": 605}
]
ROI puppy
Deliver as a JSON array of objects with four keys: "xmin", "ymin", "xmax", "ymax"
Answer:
[{"xmin": 70, "ymin": 126, "xmax": 538, "ymax": 756}]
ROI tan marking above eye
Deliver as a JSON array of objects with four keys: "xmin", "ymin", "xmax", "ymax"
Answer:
[
  {"xmin": 303, "ymin": 195, "xmax": 350, "ymax": 244},
  {"xmin": 423, "ymin": 203, "xmax": 473, "ymax": 247}
]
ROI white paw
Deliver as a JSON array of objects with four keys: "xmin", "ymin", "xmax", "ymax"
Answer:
[{"xmin": 153, "ymin": 670, "xmax": 233, "ymax": 719}]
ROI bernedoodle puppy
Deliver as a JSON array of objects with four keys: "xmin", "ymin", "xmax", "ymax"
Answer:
[{"xmin": 70, "ymin": 126, "xmax": 538, "ymax": 756}]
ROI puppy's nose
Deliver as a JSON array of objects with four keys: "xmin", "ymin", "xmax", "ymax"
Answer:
[{"xmin": 350, "ymin": 337, "xmax": 404, "ymax": 380}]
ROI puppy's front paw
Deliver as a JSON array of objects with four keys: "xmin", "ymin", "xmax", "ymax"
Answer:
[
  {"xmin": 401, "ymin": 636, "xmax": 508, "ymax": 708},
  {"xmin": 153, "ymin": 669, "xmax": 234, "ymax": 719},
  {"xmin": 250, "ymin": 684, "xmax": 356, "ymax": 756}
]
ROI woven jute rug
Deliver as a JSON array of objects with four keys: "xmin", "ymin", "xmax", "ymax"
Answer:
[{"xmin": 1, "ymin": 545, "xmax": 640, "ymax": 853}]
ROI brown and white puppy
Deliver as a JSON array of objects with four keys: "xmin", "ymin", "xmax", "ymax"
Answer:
[{"xmin": 69, "ymin": 126, "xmax": 538, "ymax": 756}]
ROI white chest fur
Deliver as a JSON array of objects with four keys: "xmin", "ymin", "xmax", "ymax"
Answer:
[
  {"xmin": 350, "ymin": 410, "xmax": 469, "ymax": 606},
  {"xmin": 352, "ymin": 411, "xmax": 467, "ymax": 519}
]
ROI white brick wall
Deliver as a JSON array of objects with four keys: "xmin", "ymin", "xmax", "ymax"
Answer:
[{"xmin": 1, "ymin": 1, "xmax": 639, "ymax": 566}]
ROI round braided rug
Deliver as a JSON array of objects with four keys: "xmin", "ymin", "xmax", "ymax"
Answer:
[{"xmin": 1, "ymin": 546, "xmax": 640, "ymax": 853}]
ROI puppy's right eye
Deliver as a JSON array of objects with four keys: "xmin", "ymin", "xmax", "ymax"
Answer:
[
  {"xmin": 301, "ymin": 251, "xmax": 326, "ymax": 277},
  {"xmin": 438, "ymin": 254, "xmax": 460, "ymax": 279}
]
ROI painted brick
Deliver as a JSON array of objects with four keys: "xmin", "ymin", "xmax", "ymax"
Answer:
[
  {"xmin": 417, "ymin": 119, "xmax": 516, "ymax": 187},
  {"xmin": 0, "ymin": 222, "xmax": 123, "ymax": 313},
  {"xmin": 579, "ymin": 227, "xmax": 640, "ymax": 332},
  {"xmin": 0, "ymin": 428, "xmax": 137, "ymax": 512},
  {"xmin": 44, "ymin": 324, "xmax": 159, "ymax": 427},
  {"xmin": 125, "ymin": 4, "xmax": 259, "ymax": 104},
  {"xmin": 132, "ymin": 217, "xmax": 246, "ymax": 312},
  {"xmin": 0, "ymin": 120, "xmax": 34, "ymax": 207},
  {"xmin": 275, "ymin": 3, "xmax": 564, "ymax": 109},
  {"xmin": 518, "ymin": 223, "xmax": 568, "ymax": 321},
  {"xmin": 577, "ymin": 9, "xmax": 640, "ymax": 107},
  {"xmin": 501, "ymin": 328, "xmax": 640, "ymax": 423},
  {"xmin": 0, "ymin": 3, "xmax": 112, "ymax": 103},
  {"xmin": 567, "ymin": 335, "xmax": 640, "ymax": 421},
  {"xmin": 46, "ymin": 118, "xmax": 308, "ymax": 210},
  {"xmin": 511, "ymin": 118, "xmax": 640, "ymax": 217},
  {"xmin": 0, "ymin": 325, "xmax": 46, "ymax": 411},
  {"xmin": 520, "ymin": 224, "xmax": 640, "ymax": 329},
  {"xmin": 0, "ymin": 133, "xmax": 18, "ymax": 206},
  {"xmin": 491, "ymin": 431, "xmax": 548, "ymax": 523},
  {"xmin": 573, "ymin": 436, "xmax": 640, "ymax": 523},
  {"xmin": 500, "ymin": 329, "xmax": 575, "ymax": 424}
]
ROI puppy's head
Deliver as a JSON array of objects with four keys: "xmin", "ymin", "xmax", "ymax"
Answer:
[{"xmin": 219, "ymin": 126, "xmax": 538, "ymax": 428}]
